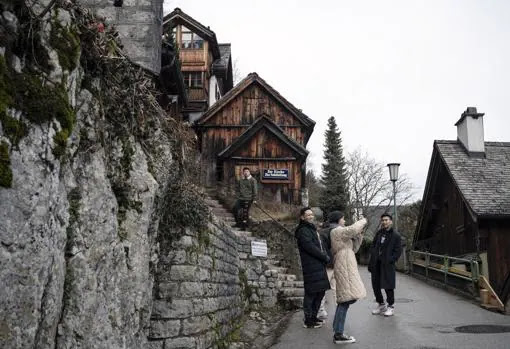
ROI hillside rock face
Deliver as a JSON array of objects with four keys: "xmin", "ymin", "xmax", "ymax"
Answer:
[{"xmin": 0, "ymin": 3, "xmax": 172, "ymax": 348}]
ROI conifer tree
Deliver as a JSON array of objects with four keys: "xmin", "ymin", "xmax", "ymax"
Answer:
[{"xmin": 319, "ymin": 116, "xmax": 349, "ymax": 219}]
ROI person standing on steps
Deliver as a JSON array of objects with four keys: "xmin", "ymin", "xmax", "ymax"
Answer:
[
  {"xmin": 232, "ymin": 167, "xmax": 257, "ymax": 228},
  {"xmin": 368, "ymin": 213, "xmax": 402, "ymax": 317},
  {"xmin": 330, "ymin": 212, "xmax": 367, "ymax": 344},
  {"xmin": 295, "ymin": 207, "xmax": 330, "ymax": 328},
  {"xmin": 316, "ymin": 211, "xmax": 342, "ymax": 320}
]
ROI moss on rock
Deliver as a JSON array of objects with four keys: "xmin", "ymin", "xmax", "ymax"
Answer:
[
  {"xmin": 49, "ymin": 16, "xmax": 81, "ymax": 72},
  {"xmin": 0, "ymin": 54, "xmax": 76, "ymax": 150},
  {"xmin": 52, "ymin": 129, "xmax": 69, "ymax": 158},
  {"xmin": 0, "ymin": 141, "xmax": 12, "ymax": 188},
  {"xmin": 0, "ymin": 56, "xmax": 26, "ymax": 145}
]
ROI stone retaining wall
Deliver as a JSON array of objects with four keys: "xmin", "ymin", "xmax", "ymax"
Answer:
[
  {"xmin": 149, "ymin": 218, "xmax": 280, "ymax": 348},
  {"xmin": 251, "ymin": 220, "xmax": 303, "ymax": 281}
]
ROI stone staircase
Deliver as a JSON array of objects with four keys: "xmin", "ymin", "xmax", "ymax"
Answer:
[{"xmin": 204, "ymin": 187, "xmax": 303, "ymax": 309}]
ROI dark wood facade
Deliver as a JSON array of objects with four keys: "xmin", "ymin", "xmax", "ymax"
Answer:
[
  {"xmin": 415, "ymin": 141, "xmax": 510, "ymax": 301},
  {"xmin": 195, "ymin": 73, "xmax": 315, "ymax": 204},
  {"xmin": 163, "ymin": 8, "xmax": 233, "ymax": 118}
]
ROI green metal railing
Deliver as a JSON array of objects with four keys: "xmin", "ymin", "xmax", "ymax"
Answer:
[{"xmin": 410, "ymin": 250, "xmax": 480, "ymax": 294}]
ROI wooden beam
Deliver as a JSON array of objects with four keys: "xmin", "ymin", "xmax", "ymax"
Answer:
[{"xmin": 479, "ymin": 275, "xmax": 505, "ymax": 311}]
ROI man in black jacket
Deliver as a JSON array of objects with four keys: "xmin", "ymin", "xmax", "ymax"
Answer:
[
  {"xmin": 368, "ymin": 213, "xmax": 402, "ymax": 317},
  {"xmin": 233, "ymin": 167, "xmax": 257, "ymax": 227},
  {"xmin": 295, "ymin": 207, "xmax": 330, "ymax": 328}
]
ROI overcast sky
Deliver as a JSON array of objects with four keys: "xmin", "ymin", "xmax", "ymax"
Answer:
[{"xmin": 163, "ymin": 0, "xmax": 510, "ymax": 200}]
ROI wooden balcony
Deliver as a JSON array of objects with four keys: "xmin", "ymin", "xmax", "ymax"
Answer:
[{"xmin": 187, "ymin": 87, "xmax": 207, "ymax": 101}]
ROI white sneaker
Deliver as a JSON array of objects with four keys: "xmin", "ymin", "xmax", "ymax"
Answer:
[
  {"xmin": 371, "ymin": 303, "xmax": 387, "ymax": 315},
  {"xmin": 383, "ymin": 306, "xmax": 394, "ymax": 317}
]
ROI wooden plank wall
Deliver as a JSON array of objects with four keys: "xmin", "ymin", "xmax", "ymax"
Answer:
[
  {"xmin": 223, "ymin": 159, "xmax": 303, "ymax": 204},
  {"xmin": 424, "ymin": 161, "xmax": 478, "ymax": 256},
  {"xmin": 485, "ymin": 220, "xmax": 510, "ymax": 297},
  {"xmin": 204, "ymin": 84, "xmax": 306, "ymax": 145}
]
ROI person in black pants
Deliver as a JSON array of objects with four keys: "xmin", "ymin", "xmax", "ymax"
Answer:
[
  {"xmin": 295, "ymin": 207, "xmax": 330, "ymax": 328},
  {"xmin": 368, "ymin": 213, "xmax": 402, "ymax": 316}
]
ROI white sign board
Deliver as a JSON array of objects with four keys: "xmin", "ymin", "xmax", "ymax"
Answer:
[{"xmin": 251, "ymin": 240, "xmax": 268, "ymax": 257}]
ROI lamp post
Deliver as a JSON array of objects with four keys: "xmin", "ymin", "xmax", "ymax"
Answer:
[
  {"xmin": 387, "ymin": 163, "xmax": 400, "ymax": 231},
  {"xmin": 388, "ymin": 162, "xmax": 405, "ymax": 271}
]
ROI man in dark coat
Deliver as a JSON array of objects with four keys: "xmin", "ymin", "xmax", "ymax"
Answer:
[
  {"xmin": 295, "ymin": 207, "xmax": 330, "ymax": 328},
  {"xmin": 233, "ymin": 167, "xmax": 257, "ymax": 227},
  {"xmin": 368, "ymin": 213, "xmax": 402, "ymax": 316}
]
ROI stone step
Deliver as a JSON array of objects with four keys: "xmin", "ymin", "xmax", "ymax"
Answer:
[
  {"xmin": 205, "ymin": 199, "xmax": 223, "ymax": 207},
  {"xmin": 212, "ymin": 211, "xmax": 235, "ymax": 218},
  {"xmin": 211, "ymin": 207, "xmax": 229, "ymax": 214},
  {"xmin": 278, "ymin": 273, "xmax": 297, "ymax": 282},
  {"xmin": 280, "ymin": 287, "xmax": 305, "ymax": 297},
  {"xmin": 281, "ymin": 280, "xmax": 304, "ymax": 288},
  {"xmin": 279, "ymin": 296, "xmax": 303, "ymax": 310}
]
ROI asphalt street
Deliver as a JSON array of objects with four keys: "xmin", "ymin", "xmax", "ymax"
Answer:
[{"xmin": 272, "ymin": 267, "xmax": 510, "ymax": 349}]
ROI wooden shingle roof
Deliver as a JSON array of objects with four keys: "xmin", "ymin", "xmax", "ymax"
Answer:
[{"xmin": 436, "ymin": 140, "xmax": 510, "ymax": 217}]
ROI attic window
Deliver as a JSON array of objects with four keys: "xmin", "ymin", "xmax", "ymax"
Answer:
[
  {"xmin": 181, "ymin": 26, "xmax": 204, "ymax": 49},
  {"xmin": 113, "ymin": 0, "xmax": 123, "ymax": 7},
  {"xmin": 184, "ymin": 72, "xmax": 203, "ymax": 88}
]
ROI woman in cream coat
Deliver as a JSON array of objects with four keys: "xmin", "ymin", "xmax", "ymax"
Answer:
[{"xmin": 330, "ymin": 213, "xmax": 367, "ymax": 344}]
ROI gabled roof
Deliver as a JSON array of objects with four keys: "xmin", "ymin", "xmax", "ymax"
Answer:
[
  {"xmin": 197, "ymin": 73, "xmax": 315, "ymax": 140},
  {"xmin": 218, "ymin": 115, "xmax": 309, "ymax": 159},
  {"xmin": 163, "ymin": 8, "xmax": 220, "ymax": 59},
  {"xmin": 435, "ymin": 140, "xmax": 510, "ymax": 217},
  {"xmin": 420, "ymin": 140, "xmax": 510, "ymax": 221}
]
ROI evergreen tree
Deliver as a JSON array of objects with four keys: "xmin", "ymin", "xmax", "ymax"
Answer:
[{"xmin": 319, "ymin": 116, "xmax": 349, "ymax": 219}]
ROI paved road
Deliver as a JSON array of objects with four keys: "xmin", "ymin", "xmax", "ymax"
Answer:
[{"xmin": 272, "ymin": 267, "xmax": 510, "ymax": 349}]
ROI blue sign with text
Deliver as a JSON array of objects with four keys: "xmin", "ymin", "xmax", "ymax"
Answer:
[{"xmin": 262, "ymin": 169, "xmax": 289, "ymax": 180}]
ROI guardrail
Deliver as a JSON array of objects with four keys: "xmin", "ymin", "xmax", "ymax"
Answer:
[{"xmin": 410, "ymin": 250, "xmax": 480, "ymax": 294}]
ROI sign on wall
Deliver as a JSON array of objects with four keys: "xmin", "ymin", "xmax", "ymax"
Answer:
[
  {"xmin": 251, "ymin": 240, "xmax": 268, "ymax": 257},
  {"xmin": 262, "ymin": 169, "xmax": 289, "ymax": 180}
]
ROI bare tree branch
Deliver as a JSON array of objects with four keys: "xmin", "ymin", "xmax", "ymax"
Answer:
[{"xmin": 346, "ymin": 148, "xmax": 415, "ymax": 223}]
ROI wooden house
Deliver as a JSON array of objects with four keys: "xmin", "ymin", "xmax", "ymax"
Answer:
[
  {"xmin": 194, "ymin": 73, "xmax": 315, "ymax": 204},
  {"xmin": 163, "ymin": 8, "xmax": 233, "ymax": 122},
  {"xmin": 414, "ymin": 107, "xmax": 510, "ymax": 307}
]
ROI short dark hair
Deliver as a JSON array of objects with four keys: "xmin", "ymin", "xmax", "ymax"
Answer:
[
  {"xmin": 300, "ymin": 207, "xmax": 312, "ymax": 216},
  {"xmin": 328, "ymin": 210, "xmax": 345, "ymax": 223},
  {"xmin": 381, "ymin": 213, "xmax": 393, "ymax": 220},
  {"xmin": 243, "ymin": 167, "xmax": 250, "ymax": 171}
]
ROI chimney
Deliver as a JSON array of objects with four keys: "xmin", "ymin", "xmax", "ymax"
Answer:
[{"xmin": 455, "ymin": 107, "xmax": 485, "ymax": 156}]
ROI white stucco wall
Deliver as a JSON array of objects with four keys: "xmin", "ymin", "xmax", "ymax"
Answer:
[{"xmin": 457, "ymin": 116, "xmax": 485, "ymax": 153}]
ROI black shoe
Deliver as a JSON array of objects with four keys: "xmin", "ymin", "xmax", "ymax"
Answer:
[
  {"xmin": 333, "ymin": 333, "xmax": 356, "ymax": 344},
  {"xmin": 303, "ymin": 321, "xmax": 323, "ymax": 329}
]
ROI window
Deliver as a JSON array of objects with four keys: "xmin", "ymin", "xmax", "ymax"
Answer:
[
  {"xmin": 181, "ymin": 26, "xmax": 204, "ymax": 49},
  {"xmin": 184, "ymin": 72, "xmax": 203, "ymax": 88}
]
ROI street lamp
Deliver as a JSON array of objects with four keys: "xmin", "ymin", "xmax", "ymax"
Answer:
[
  {"xmin": 387, "ymin": 163, "xmax": 400, "ymax": 232},
  {"xmin": 388, "ymin": 162, "xmax": 405, "ymax": 271}
]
